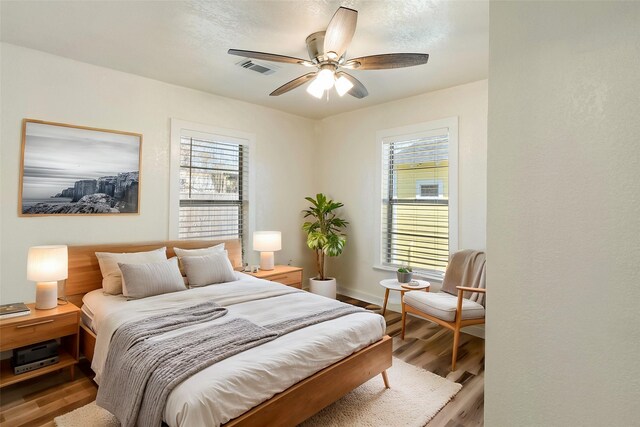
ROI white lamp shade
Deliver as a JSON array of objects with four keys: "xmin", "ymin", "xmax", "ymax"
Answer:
[
  {"xmin": 335, "ymin": 75, "xmax": 354, "ymax": 96},
  {"xmin": 317, "ymin": 68, "xmax": 335, "ymax": 90},
  {"xmin": 253, "ymin": 231, "xmax": 282, "ymax": 252},
  {"xmin": 306, "ymin": 78, "xmax": 325, "ymax": 99},
  {"xmin": 27, "ymin": 245, "xmax": 68, "ymax": 282}
]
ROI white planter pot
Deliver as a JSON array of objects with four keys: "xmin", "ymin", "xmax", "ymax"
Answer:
[{"xmin": 309, "ymin": 277, "xmax": 337, "ymax": 299}]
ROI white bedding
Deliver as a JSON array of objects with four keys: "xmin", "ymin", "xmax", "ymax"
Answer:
[{"xmin": 84, "ymin": 273, "xmax": 385, "ymax": 427}]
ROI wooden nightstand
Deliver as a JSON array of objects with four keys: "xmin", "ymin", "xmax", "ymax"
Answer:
[
  {"xmin": 0, "ymin": 302, "xmax": 80, "ymax": 388},
  {"xmin": 246, "ymin": 265, "xmax": 303, "ymax": 289}
]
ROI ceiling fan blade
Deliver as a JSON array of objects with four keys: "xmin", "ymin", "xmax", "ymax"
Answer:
[
  {"xmin": 269, "ymin": 72, "xmax": 317, "ymax": 96},
  {"xmin": 323, "ymin": 7, "xmax": 358, "ymax": 60},
  {"xmin": 228, "ymin": 49, "xmax": 314, "ymax": 67},
  {"xmin": 336, "ymin": 71, "xmax": 368, "ymax": 99},
  {"xmin": 343, "ymin": 53, "xmax": 429, "ymax": 70}
]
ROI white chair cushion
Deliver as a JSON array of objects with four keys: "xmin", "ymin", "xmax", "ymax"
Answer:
[{"xmin": 403, "ymin": 291, "xmax": 485, "ymax": 322}]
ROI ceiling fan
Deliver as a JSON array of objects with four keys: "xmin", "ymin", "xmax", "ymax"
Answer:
[{"xmin": 228, "ymin": 6, "xmax": 429, "ymax": 99}]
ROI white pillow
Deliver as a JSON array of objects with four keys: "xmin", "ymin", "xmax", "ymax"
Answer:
[
  {"xmin": 119, "ymin": 258, "xmax": 185, "ymax": 300},
  {"xmin": 182, "ymin": 251, "xmax": 237, "ymax": 287},
  {"xmin": 173, "ymin": 243, "xmax": 225, "ymax": 276},
  {"xmin": 95, "ymin": 247, "xmax": 167, "ymax": 294}
]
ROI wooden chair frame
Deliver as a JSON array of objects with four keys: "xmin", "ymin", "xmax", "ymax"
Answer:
[{"xmin": 401, "ymin": 286, "xmax": 486, "ymax": 371}]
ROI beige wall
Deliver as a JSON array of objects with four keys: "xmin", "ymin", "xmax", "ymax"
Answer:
[
  {"xmin": 0, "ymin": 43, "xmax": 317, "ymax": 303},
  {"xmin": 0, "ymin": 43, "xmax": 488, "ymax": 317},
  {"xmin": 486, "ymin": 2, "xmax": 640, "ymax": 425},
  {"xmin": 316, "ymin": 80, "xmax": 487, "ymax": 309}
]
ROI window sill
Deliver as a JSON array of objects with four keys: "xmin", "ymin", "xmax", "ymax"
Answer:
[{"xmin": 373, "ymin": 265, "xmax": 444, "ymax": 283}]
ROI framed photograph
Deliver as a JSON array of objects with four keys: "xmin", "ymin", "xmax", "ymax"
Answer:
[{"xmin": 19, "ymin": 119, "xmax": 142, "ymax": 216}]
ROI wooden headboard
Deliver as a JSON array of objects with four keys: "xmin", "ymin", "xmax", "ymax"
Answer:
[{"xmin": 65, "ymin": 239, "xmax": 242, "ymax": 307}]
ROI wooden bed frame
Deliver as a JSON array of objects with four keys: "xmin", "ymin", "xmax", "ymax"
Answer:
[{"xmin": 66, "ymin": 239, "xmax": 392, "ymax": 427}]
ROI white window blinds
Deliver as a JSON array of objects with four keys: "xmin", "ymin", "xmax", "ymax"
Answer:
[
  {"xmin": 381, "ymin": 127, "xmax": 450, "ymax": 273},
  {"xmin": 179, "ymin": 136, "xmax": 249, "ymax": 242}
]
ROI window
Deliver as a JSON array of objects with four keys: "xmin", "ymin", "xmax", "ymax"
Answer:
[
  {"xmin": 376, "ymin": 118, "xmax": 458, "ymax": 276},
  {"xmin": 170, "ymin": 120, "xmax": 254, "ymax": 252},
  {"xmin": 179, "ymin": 136, "xmax": 248, "ymax": 242}
]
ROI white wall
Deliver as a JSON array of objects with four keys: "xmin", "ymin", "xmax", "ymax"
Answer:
[
  {"xmin": 0, "ymin": 43, "xmax": 489, "ymax": 315},
  {"xmin": 0, "ymin": 43, "xmax": 318, "ymax": 303},
  {"xmin": 486, "ymin": 2, "xmax": 640, "ymax": 426},
  {"xmin": 316, "ymin": 80, "xmax": 487, "ymax": 309}
]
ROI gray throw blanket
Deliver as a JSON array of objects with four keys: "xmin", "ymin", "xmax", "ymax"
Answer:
[
  {"xmin": 96, "ymin": 301, "xmax": 366, "ymax": 427},
  {"xmin": 441, "ymin": 250, "xmax": 486, "ymax": 306}
]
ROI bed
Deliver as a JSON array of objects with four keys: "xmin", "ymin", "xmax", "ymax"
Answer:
[{"xmin": 66, "ymin": 240, "xmax": 392, "ymax": 427}]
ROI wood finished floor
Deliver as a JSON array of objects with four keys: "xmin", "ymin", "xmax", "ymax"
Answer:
[
  {"xmin": 0, "ymin": 296, "xmax": 484, "ymax": 427},
  {"xmin": 338, "ymin": 295, "xmax": 485, "ymax": 427}
]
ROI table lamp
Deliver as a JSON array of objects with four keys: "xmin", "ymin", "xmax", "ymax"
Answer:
[
  {"xmin": 253, "ymin": 231, "xmax": 281, "ymax": 271},
  {"xmin": 27, "ymin": 245, "xmax": 68, "ymax": 310}
]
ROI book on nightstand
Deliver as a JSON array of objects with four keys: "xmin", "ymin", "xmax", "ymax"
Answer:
[{"xmin": 0, "ymin": 302, "xmax": 31, "ymax": 319}]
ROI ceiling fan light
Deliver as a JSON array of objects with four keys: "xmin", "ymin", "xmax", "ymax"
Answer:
[
  {"xmin": 317, "ymin": 68, "xmax": 335, "ymax": 90},
  {"xmin": 306, "ymin": 78, "xmax": 325, "ymax": 99},
  {"xmin": 335, "ymin": 75, "xmax": 354, "ymax": 96}
]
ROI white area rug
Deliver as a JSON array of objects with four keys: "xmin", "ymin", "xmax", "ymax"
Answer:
[
  {"xmin": 54, "ymin": 358, "xmax": 461, "ymax": 427},
  {"xmin": 54, "ymin": 401, "xmax": 117, "ymax": 427},
  {"xmin": 300, "ymin": 358, "xmax": 461, "ymax": 427}
]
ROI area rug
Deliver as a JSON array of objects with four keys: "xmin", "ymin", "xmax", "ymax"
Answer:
[{"xmin": 54, "ymin": 358, "xmax": 461, "ymax": 427}]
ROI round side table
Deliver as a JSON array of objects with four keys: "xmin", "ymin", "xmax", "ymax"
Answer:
[{"xmin": 379, "ymin": 279, "xmax": 430, "ymax": 316}]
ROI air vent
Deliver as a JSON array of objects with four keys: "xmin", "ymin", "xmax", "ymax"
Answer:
[{"xmin": 236, "ymin": 59, "xmax": 279, "ymax": 75}]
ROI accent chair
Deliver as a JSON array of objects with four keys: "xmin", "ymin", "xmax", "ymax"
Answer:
[{"xmin": 401, "ymin": 250, "xmax": 486, "ymax": 371}]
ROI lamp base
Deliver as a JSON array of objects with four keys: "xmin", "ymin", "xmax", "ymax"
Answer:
[
  {"xmin": 259, "ymin": 252, "xmax": 275, "ymax": 271},
  {"xmin": 35, "ymin": 281, "xmax": 58, "ymax": 310}
]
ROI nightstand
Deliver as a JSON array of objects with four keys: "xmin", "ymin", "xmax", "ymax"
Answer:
[
  {"xmin": 246, "ymin": 265, "xmax": 303, "ymax": 289},
  {"xmin": 0, "ymin": 302, "xmax": 80, "ymax": 388}
]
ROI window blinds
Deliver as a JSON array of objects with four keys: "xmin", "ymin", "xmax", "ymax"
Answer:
[
  {"xmin": 179, "ymin": 137, "xmax": 248, "ymax": 242},
  {"xmin": 381, "ymin": 128, "xmax": 450, "ymax": 273}
]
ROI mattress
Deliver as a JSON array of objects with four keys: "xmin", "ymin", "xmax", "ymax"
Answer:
[
  {"xmin": 80, "ymin": 303, "xmax": 95, "ymax": 333},
  {"xmin": 85, "ymin": 273, "xmax": 386, "ymax": 426}
]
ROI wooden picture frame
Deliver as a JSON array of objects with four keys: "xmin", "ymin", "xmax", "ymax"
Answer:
[{"xmin": 19, "ymin": 119, "xmax": 142, "ymax": 216}]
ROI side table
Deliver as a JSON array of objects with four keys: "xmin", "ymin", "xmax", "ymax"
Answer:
[
  {"xmin": 0, "ymin": 302, "xmax": 80, "ymax": 388},
  {"xmin": 379, "ymin": 279, "xmax": 430, "ymax": 316}
]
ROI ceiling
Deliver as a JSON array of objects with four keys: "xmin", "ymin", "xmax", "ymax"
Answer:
[{"xmin": 0, "ymin": 0, "xmax": 488, "ymax": 120}]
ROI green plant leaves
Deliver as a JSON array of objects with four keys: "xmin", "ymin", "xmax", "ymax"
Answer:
[
  {"xmin": 306, "ymin": 230, "xmax": 327, "ymax": 250},
  {"xmin": 302, "ymin": 193, "xmax": 349, "ymax": 278},
  {"xmin": 324, "ymin": 234, "xmax": 346, "ymax": 257}
]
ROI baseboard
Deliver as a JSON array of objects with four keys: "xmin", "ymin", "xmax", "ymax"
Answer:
[
  {"xmin": 336, "ymin": 286, "xmax": 386, "ymax": 307},
  {"xmin": 462, "ymin": 325, "xmax": 485, "ymax": 339},
  {"xmin": 337, "ymin": 286, "xmax": 486, "ymax": 339},
  {"xmin": 337, "ymin": 285, "xmax": 405, "ymax": 314}
]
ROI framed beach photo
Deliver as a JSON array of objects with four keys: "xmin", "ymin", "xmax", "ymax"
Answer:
[{"xmin": 19, "ymin": 119, "xmax": 142, "ymax": 216}]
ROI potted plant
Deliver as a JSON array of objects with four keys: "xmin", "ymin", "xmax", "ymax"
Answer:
[
  {"xmin": 396, "ymin": 244, "xmax": 415, "ymax": 283},
  {"xmin": 397, "ymin": 266, "xmax": 413, "ymax": 284},
  {"xmin": 302, "ymin": 193, "xmax": 348, "ymax": 298}
]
